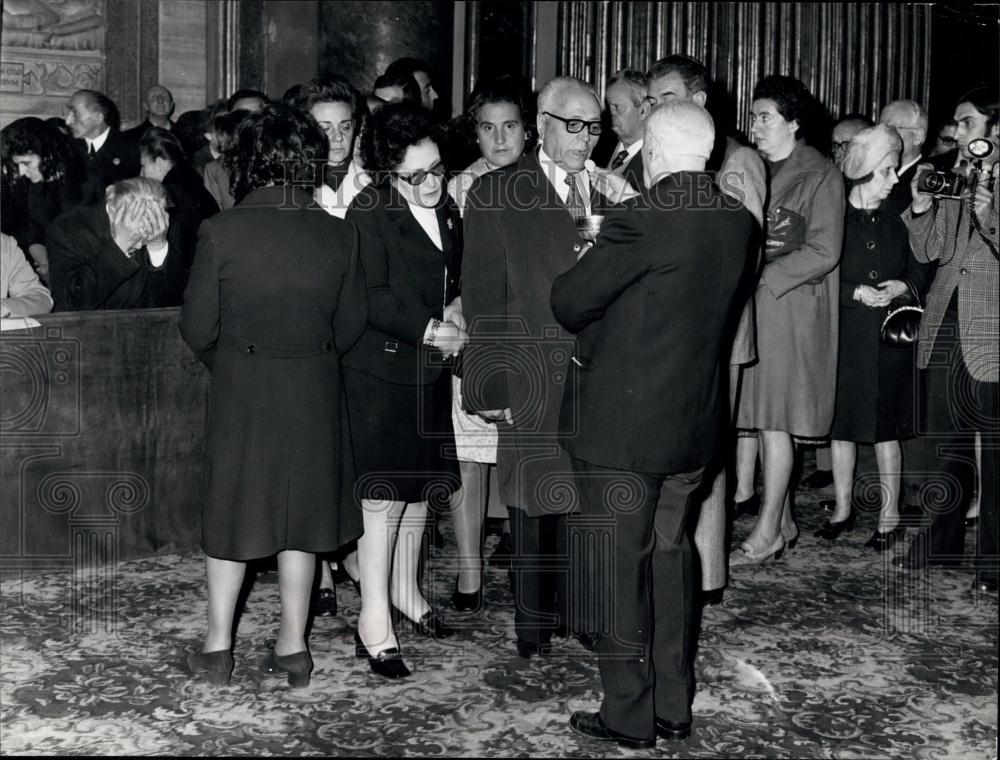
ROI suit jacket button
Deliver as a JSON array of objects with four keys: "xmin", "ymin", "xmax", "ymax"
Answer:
[
  {"xmin": 960, "ymin": 267, "xmax": 968, "ymax": 275},
  {"xmin": 865, "ymin": 241, "xmax": 876, "ymax": 250},
  {"xmin": 247, "ymin": 344, "xmax": 256, "ymax": 354},
  {"xmin": 868, "ymin": 270, "xmax": 878, "ymax": 280}
]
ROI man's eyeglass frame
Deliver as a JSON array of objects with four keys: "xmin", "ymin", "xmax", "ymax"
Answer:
[{"xmin": 543, "ymin": 111, "xmax": 603, "ymax": 136}]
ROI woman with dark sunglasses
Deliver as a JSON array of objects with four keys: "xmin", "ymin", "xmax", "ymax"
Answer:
[{"xmin": 342, "ymin": 102, "xmax": 465, "ymax": 678}]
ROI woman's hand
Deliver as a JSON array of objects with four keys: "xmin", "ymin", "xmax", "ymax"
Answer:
[
  {"xmin": 855, "ymin": 284, "xmax": 888, "ymax": 308},
  {"xmin": 433, "ymin": 320, "xmax": 468, "ymax": 358},
  {"xmin": 877, "ymin": 279, "xmax": 909, "ymax": 303}
]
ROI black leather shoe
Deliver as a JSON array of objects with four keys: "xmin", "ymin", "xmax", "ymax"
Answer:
[
  {"xmin": 696, "ymin": 588, "xmax": 725, "ymax": 607},
  {"xmin": 405, "ymin": 609, "xmax": 456, "ymax": 639},
  {"xmin": 731, "ymin": 493, "xmax": 760, "ymax": 518},
  {"xmin": 655, "ymin": 717, "xmax": 692, "ymax": 741},
  {"xmin": 575, "ymin": 632, "xmax": 600, "ymax": 652},
  {"xmin": 451, "ymin": 584, "xmax": 483, "ymax": 612},
  {"xmin": 313, "ymin": 587, "xmax": 337, "ymax": 617},
  {"xmin": 974, "ymin": 578, "xmax": 998, "ymax": 594},
  {"xmin": 569, "ymin": 711, "xmax": 655, "ymax": 749},
  {"xmin": 260, "ymin": 638, "xmax": 312, "ymax": 688},
  {"xmin": 814, "ymin": 510, "xmax": 856, "ymax": 540},
  {"xmin": 864, "ymin": 526, "xmax": 905, "ymax": 552},
  {"xmin": 354, "ymin": 630, "xmax": 411, "ymax": 679},
  {"xmin": 801, "ymin": 469, "xmax": 833, "ymax": 489},
  {"xmin": 488, "ymin": 532, "xmax": 513, "ymax": 568},
  {"xmin": 516, "ymin": 638, "xmax": 551, "ymax": 659}
]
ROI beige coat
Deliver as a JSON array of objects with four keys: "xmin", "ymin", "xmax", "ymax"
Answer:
[{"xmin": 737, "ymin": 143, "xmax": 845, "ymax": 437}]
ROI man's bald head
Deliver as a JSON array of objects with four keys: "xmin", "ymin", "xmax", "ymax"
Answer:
[{"xmin": 643, "ymin": 101, "xmax": 715, "ymax": 187}]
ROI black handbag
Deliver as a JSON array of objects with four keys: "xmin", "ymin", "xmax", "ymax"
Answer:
[{"xmin": 881, "ymin": 305, "xmax": 923, "ymax": 346}]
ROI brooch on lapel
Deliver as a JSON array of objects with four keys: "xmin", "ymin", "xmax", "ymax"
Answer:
[
  {"xmin": 112, "ymin": 157, "xmax": 121, "ymax": 166},
  {"xmin": 446, "ymin": 218, "xmax": 454, "ymax": 231}
]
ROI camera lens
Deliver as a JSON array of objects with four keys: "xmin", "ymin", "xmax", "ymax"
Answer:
[{"xmin": 923, "ymin": 173, "xmax": 944, "ymax": 191}]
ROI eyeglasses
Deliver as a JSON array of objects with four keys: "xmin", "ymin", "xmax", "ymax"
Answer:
[
  {"xmin": 396, "ymin": 161, "xmax": 445, "ymax": 186},
  {"xmin": 543, "ymin": 111, "xmax": 602, "ymax": 136}
]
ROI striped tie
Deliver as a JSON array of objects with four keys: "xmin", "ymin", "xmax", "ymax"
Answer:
[{"xmin": 564, "ymin": 173, "xmax": 586, "ymax": 221}]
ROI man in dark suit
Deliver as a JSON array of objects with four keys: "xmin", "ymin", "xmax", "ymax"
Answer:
[
  {"xmin": 123, "ymin": 84, "xmax": 193, "ymax": 156},
  {"xmin": 552, "ymin": 101, "xmax": 756, "ymax": 748},
  {"xmin": 605, "ymin": 69, "xmax": 647, "ymax": 191},
  {"xmin": 879, "ymin": 99, "xmax": 932, "ymax": 218},
  {"xmin": 461, "ymin": 76, "xmax": 634, "ymax": 659},
  {"xmin": 47, "ymin": 177, "xmax": 181, "ymax": 311},
  {"xmin": 64, "ymin": 89, "xmax": 140, "ymax": 206}
]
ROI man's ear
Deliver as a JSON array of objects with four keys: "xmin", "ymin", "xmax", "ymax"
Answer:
[
  {"xmin": 914, "ymin": 127, "xmax": 927, "ymax": 150},
  {"xmin": 692, "ymin": 91, "xmax": 708, "ymax": 109}
]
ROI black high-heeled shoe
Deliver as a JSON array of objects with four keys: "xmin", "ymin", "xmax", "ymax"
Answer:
[
  {"xmin": 260, "ymin": 638, "xmax": 312, "ymax": 688},
  {"xmin": 813, "ymin": 510, "xmax": 856, "ymax": 540},
  {"xmin": 730, "ymin": 493, "xmax": 760, "ymax": 518},
  {"xmin": 186, "ymin": 649, "xmax": 234, "ymax": 687},
  {"xmin": 451, "ymin": 579, "xmax": 483, "ymax": 612},
  {"xmin": 864, "ymin": 525, "xmax": 905, "ymax": 552},
  {"xmin": 392, "ymin": 606, "xmax": 457, "ymax": 639},
  {"xmin": 353, "ymin": 629, "xmax": 411, "ymax": 679}
]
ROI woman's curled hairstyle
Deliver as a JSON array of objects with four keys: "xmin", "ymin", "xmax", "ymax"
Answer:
[
  {"xmin": 140, "ymin": 127, "xmax": 187, "ymax": 167},
  {"xmin": 360, "ymin": 102, "xmax": 436, "ymax": 177},
  {"xmin": 228, "ymin": 102, "xmax": 327, "ymax": 202},
  {"xmin": 1, "ymin": 116, "xmax": 83, "ymax": 184}
]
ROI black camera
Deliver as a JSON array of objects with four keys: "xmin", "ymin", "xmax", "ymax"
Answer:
[{"xmin": 915, "ymin": 168, "xmax": 966, "ymax": 199}]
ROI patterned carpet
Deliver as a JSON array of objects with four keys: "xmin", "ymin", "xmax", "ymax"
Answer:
[{"xmin": 1, "ymin": 455, "xmax": 997, "ymax": 757}]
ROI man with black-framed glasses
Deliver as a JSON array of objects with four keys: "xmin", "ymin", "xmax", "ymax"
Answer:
[{"xmin": 461, "ymin": 76, "xmax": 633, "ymax": 662}]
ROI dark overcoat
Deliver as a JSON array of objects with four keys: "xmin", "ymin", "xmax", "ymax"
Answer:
[
  {"xmin": 341, "ymin": 182, "xmax": 463, "ymax": 503},
  {"xmin": 737, "ymin": 143, "xmax": 845, "ymax": 438},
  {"xmin": 551, "ymin": 171, "xmax": 757, "ymax": 474},
  {"xmin": 830, "ymin": 205, "xmax": 933, "ymax": 443},
  {"xmin": 461, "ymin": 150, "xmax": 631, "ymax": 516},
  {"xmin": 180, "ymin": 186, "xmax": 367, "ymax": 560}
]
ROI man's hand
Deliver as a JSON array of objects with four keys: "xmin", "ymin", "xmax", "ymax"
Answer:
[
  {"xmin": 143, "ymin": 201, "xmax": 170, "ymax": 249},
  {"xmin": 909, "ymin": 162, "xmax": 935, "ymax": 215},
  {"xmin": 108, "ymin": 198, "xmax": 147, "ymax": 256},
  {"xmin": 474, "ymin": 408, "xmax": 513, "ymax": 424},
  {"xmin": 27, "ymin": 244, "xmax": 49, "ymax": 283},
  {"xmin": 443, "ymin": 296, "xmax": 465, "ymax": 331}
]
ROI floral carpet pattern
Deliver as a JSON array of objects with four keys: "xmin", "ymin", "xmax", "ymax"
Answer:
[{"xmin": 1, "ymin": 457, "xmax": 997, "ymax": 757}]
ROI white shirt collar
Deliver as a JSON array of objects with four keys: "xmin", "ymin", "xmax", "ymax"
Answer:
[
  {"xmin": 87, "ymin": 127, "xmax": 111, "ymax": 152},
  {"xmin": 899, "ymin": 155, "xmax": 921, "ymax": 176},
  {"xmin": 538, "ymin": 147, "xmax": 592, "ymax": 211}
]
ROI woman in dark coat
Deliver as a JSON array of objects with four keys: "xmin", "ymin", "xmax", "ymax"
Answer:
[
  {"xmin": 733, "ymin": 76, "xmax": 845, "ymax": 566},
  {"xmin": 344, "ymin": 103, "xmax": 465, "ymax": 678},
  {"xmin": 816, "ymin": 125, "xmax": 932, "ymax": 550},
  {"xmin": 180, "ymin": 103, "xmax": 367, "ymax": 688}
]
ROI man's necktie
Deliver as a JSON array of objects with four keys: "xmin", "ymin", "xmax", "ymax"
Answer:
[
  {"xmin": 564, "ymin": 173, "xmax": 587, "ymax": 221},
  {"xmin": 611, "ymin": 149, "xmax": 629, "ymax": 171}
]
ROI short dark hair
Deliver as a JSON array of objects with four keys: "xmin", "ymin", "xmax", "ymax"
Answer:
[
  {"xmin": 463, "ymin": 77, "xmax": 533, "ymax": 144},
  {"xmin": 361, "ymin": 101, "xmax": 436, "ymax": 175},
  {"xmin": 752, "ymin": 75, "xmax": 817, "ymax": 135},
  {"xmin": 139, "ymin": 126, "xmax": 187, "ymax": 166},
  {"xmin": 226, "ymin": 88, "xmax": 268, "ymax": 111},
  {"xmin": 385, "ymin": 57, "xmax": 431, "ymax": 82},
  {"xmin": 1, "ymin": 116, "xmax": 83, "ymax": 183},
  {"xmin": 227, "ymin": 102, "xmax": 326, "ymax": 201},
  {"xmin": 372, "ymin": 73, "xmax": 420, "ymax": 106},
  {"xmin": 957, "ymin": 85, "xmax": 1000, "ymax": 131},
  {"xmin": 212, "ymin": 109, "xmax": 250, "ymax": 152},
  {"xmin": 295, "ymin": 74, "xmax": 367, "ymax": 128},
  {"xmin": 647, "ymin": 55, "xmax": 710, "ymax": 96},
  {"xmin": 76, "ymin": 89, "xmax": 121, "ymax": 131}
]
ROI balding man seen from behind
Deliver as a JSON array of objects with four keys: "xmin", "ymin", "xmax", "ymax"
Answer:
[{"xmin": 552, "ymin": 101, "xmax": 757, "ymax": 748}]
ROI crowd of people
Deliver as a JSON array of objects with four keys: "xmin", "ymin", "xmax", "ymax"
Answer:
[{"xmin": 1, "ymin": 53, "xmax": 996, "ymax": 750}]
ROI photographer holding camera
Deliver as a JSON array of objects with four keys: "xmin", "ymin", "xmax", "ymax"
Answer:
[{"xmin": 897, "ymin": 86, "xmax": 998, "ymax": 595}]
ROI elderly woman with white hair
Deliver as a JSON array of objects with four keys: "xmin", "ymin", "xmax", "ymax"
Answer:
[{"xmin": 815, "ymin": 125, "xmax": 933, "ymax": 550}]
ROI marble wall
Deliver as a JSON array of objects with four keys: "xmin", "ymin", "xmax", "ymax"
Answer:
[{"xmin": 319, "ymin": 1, "xmax": 453, "ymax": 116}]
